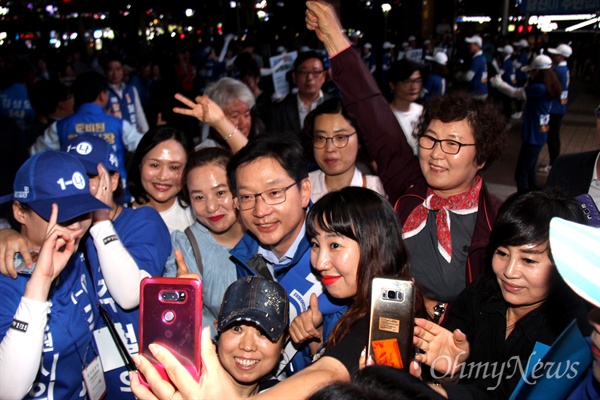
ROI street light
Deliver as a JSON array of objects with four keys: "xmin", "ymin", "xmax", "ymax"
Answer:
[{"xmin": 381, "ymin": 3, "xmax": 391, "ymax": 42}]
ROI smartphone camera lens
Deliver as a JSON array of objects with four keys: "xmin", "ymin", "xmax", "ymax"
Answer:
[{"xmin": 387, "ymin": 290, "xmax": 396, "ymax": 300}]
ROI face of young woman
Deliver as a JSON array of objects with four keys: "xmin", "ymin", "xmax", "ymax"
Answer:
[
  {"xmin": 139, "ymin": 139, "xmax": 187, "ymax": 211},
  {"xmin": 217, "ymin": 323, "xmax": 284, "ymax": 389},
  {"xmin": 418, "ymin": 118, "xmax": 484, "ymax": 199},
  {"xmin": 310, "ymin": 225, "xmax": 361, "ymax": 299},
  {"xmin": 187, "ymin": 164, "xmax": 238, "ymax": 236},
  {"xmin": 492, "ymin": 242, "xmax": 555, "ymax": 312},
  {"xmin": 312, "ymin": 113, "xmax": 359, "ymax": 178}
]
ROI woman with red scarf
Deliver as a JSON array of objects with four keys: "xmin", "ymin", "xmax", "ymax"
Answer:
[{"xmin": 304, "ymin": 1, "xmax": 506, "ymax": 321}]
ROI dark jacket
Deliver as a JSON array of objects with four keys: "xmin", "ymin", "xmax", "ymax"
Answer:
[
  {"xmin": 546, "ymin": 150, "xmax": 598, "ymax": 197},
  {"xmin": 330, "ymin": 46, "xmax": 501, "ymax": 287}
]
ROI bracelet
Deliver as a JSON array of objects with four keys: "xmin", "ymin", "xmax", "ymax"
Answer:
[{"xmin": 224, "ymin": 126, "xmax": 238, "ymax": 142}]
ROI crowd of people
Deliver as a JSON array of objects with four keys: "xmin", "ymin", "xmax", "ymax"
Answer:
[{"xmin": 0, "ymin": 1, "xmax": 599, "ymax": 399}]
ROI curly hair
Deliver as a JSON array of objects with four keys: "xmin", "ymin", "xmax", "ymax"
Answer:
[{"xmin": 415, "ymin": 91, "xmax": 506, "ymax": 170}]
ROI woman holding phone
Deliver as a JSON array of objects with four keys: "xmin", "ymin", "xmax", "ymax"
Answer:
[{"xmin": 130, "ymin": 187, "xmax": 427, "ymax": 399}]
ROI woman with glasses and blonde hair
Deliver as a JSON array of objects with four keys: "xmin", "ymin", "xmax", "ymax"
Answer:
[{"xmin": 301, "ymin": 98, "xmax": 385, "ymax": 202}]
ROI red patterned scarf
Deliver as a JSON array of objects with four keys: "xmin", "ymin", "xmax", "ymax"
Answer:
[{"xmin": 402, "ymin": 175, "xmax": 483, "ymax": 262}]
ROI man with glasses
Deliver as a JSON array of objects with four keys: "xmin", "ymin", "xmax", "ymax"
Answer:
[
  {"xmin": 388, "ymin": 59, "xmax": 424, "ymax": 154},
  {"xmin": 227, "ymin": 134, "xmax": 346, "ymax": 375},
  {"xmin": 269, "ymin": 51, "xmax": 333, "ymax": 138}
]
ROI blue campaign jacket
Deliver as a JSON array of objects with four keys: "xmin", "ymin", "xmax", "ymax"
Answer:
[
  {"xmin": 522, "ymin": 83, "xmax": 552, "ymax": 146},
  {"xmin": 106, "ymin": 84, "xmax": 138, "ymax": 128},
  {"xmin": 0, "ymin": 82, "xmax": 35, "ymax": 132},
  {"xmin": 551, "ymin": 64, "xmax": 569, "ymax": 115},
  {"xmin": 501, "ymin": 58, "xmax": 516, "ymax": 86},
  {"xmin": 56, "ymin": 103, "xmax": 129, "ymax": 184},
  {"xmin": 424, "ymin": 73, "xmax": 446, "ymax": 101}
]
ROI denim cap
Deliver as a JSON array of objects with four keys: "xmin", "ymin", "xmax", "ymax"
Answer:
[
  {"xmin": 218, "ymin": 276, "xmax": 289, "ymax": 342},
  {"xmin": 62, "ymin": 135, "xmax": 119, "ymax": 175},
  {"xmin": 0, "ymin": 151, "xmax": 110, "ymax": 223},
  {"xmin": 549, "ymin": 217, "xmax": 600, "ymax": 308}
]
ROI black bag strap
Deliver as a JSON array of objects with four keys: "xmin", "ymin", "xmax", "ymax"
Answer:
[{"xmin": 184, "ymin": 227, "xmax": 203, "ymax": 277}]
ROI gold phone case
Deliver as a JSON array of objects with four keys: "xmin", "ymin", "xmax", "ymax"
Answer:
[{"xmin": 367, "ymin": 277, "xmax": 415, "ymax": 369}]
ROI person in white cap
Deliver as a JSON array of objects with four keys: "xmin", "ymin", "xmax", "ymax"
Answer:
[
  {"xmin": 512, "ymin": 39, "xmax": 532, "ymax": 119},
  {"xmin": 540, "ymin": 43, "xmax": 573, "ymax": 173},
  {"xmin": 496, "ymin": 44, "xmax": 517, "ymax": 120},
  {"xmin": 362, "ymin": 42, "xmax": 376, "ymax": 74},
  {"xmin": 491, "ymin": 54, "xmax": 563, "ymax": 193},
  {"xmin": 423, "ymin": 52, "xmax": 448, "ymax": 101},
  {"xmin": 458, "ymin": 35, "xmax": 488, "ymax": 100}
]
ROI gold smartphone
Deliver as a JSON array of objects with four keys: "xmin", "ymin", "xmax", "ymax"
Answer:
[{"xmin": 367, "ymin": 277, "xmax": 415, "ymax": 369}]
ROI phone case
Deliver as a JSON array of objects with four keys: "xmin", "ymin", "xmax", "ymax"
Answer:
[
  {"xmin": 367, "ymin": 277, "xmax": 415, "ymax": 370},
  {"xmin": 575, "ymin": 194, "xmax": 600, "ymax": 228},
  {"xmin": 139, "ymin": 277, "xmax": 202, "ymax": 383}
]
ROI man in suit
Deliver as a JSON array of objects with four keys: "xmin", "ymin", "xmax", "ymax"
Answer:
[
  {"xmin": 269, "ymin": 51, "xmax": 331, "ymax": 138},
  {"xmin": 546, "ymin": 104, "xmax": 600, "ymax": 208}
]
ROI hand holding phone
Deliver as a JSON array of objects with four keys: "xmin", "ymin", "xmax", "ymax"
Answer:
[
  {"xmin": 367, "ymin": 277, "xmax": 415, "ymax": 369},
  {"xmin": 139, "ymin": 277, "xmax": 202, "ymax": 384}
]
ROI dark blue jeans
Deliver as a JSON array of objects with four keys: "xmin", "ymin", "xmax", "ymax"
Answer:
[{"xmin": 515, "ymin": 143, "xmax": 544, "ymax": 193}]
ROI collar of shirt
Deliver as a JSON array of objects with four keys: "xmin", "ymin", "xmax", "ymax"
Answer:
[
  {"xmin": 297, "ymin": 91, "xmax": 324, "ymax": 128},
  {"xmin": 256, "ymin": 218, "xmax": 307, "ymax": 266},
  {"xmin": 558, "ymin": 61, "xmax": 568, "ymax": 66},
  {"xmin": 108, "ymin": 82, "xmax": 125, "ymax": 95},
  {"xmin": 473, "ymin": 50, "xmax": 483, "ymax": 58}
]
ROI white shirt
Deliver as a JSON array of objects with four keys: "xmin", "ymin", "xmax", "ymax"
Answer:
[
  {"xmin": 158, "ymin": 201, "xmax": 196, "ymax": 234},
  {"xmin": 309, "ymin": 167, "xmax": 387, "ymax": 203},
  {"xmin": 108, "ymin": 83, "xmax": 150, "ymax": 133},
  {"xmin": 392, "ymin": 102, "xmax": 424, "ymax": 155},
  {"xmin": 297, "ymin": 91, "xmax": 324, "ymax": 129}
]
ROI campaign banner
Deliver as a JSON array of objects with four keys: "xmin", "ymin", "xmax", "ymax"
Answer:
[{"xmin": 270, "ymin": 51, "xmax": 297, "ymax": 100}]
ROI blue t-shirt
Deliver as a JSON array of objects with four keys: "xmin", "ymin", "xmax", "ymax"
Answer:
[
  {"xmin": 424, "ymin": 73, "xmax": 446, "ymax": 100},
  {"xmin": 0, "ymin": 82, "xmax": 35, "ymax": 132},
  {"xmin": 469, "ymin": 54, "xmax": 488, "ymax": 97},
  {"xmin": 522, "ymin": 83, "xmax": 551, "ymax": 146},
  {"xmin": 501, "ymin": 57, "xmax": 516, "ymax": 87},
  {"xmin": 551, "ymin": 64, "xmax": 569, "ymax": 115},
  {"xmin": 85, "ymin": 206, "xmax": 170, "ymax": 398},
  {"xmin": 0, "ymin": 252, "xmax": 99, "ymax": 400}
]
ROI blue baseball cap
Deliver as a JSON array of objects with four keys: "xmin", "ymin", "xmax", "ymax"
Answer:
[
  {"xmin": 0, "ymin": 151, "xmax": 111, "ymax": 223},
  {"xmin": 61, "ymin": 135, "xmax": 119, "ymax": 175}
]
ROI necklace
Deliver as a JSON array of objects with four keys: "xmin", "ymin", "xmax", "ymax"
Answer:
[{"xmin": 110, "ymin": 205, "xmax": 120, "ymax": 221}]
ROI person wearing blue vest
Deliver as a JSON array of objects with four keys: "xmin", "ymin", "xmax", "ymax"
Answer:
[
  {"xmin": 511, "ymin": 39, "xmax": 531, "ymax": 119},
  {"xmin": 104, "ymin": 54, "xmax": 149, "ymax": 134},
  {"xmin": 29, "ymin": 71, "xmax": 145, "ymax": 203},
  {"xmin": 491, "ymin": 55, "xmax": 563, "ymax": 193},
  {"xmin": 458, "ymin": 35, "xmax": 488, "ymax": 100},
  {"xmin": 0, "ymin": 151, "xmax": 110, "ymax": 399},
  {"xmin": 0, "ymin": 59, "xmax": 36, "ymax": 133},
  {"xmin": 423, "ymin": 52, "xmax": 448, "ymax": 102},
  {"xmin": 63, "ymin": 135, "xmax": 171, "ymax": 398},
  {"xmin": 542, "ymin": 43, "xmax": 572, "ymax": 173},
  {"xmin": 226, "ymin": 135, "xmax": 347, "ymax": 376}
]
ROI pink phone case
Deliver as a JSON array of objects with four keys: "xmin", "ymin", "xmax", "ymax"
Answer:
[{"xmin": 139, "ymin": 277, "xmax": 202, "ymax": 384}]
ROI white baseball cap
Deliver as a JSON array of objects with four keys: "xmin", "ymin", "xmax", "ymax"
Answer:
[
  {"xmin": 522, "ymin": 54, "xmax": 553, "ymax": 72},
  {"xmin": 513, "ymin": 39, "xmax": 529, "ymax": 48},
  {"xmin": 363, "ymin": 42, "xmax": 372, "ymax": 49},
  {"xmin": 498, "ymin": 45, "xmax": 514, "ymax": 55},
  {"xmin": 548, "ymin": 44, "xmax": 572, "ymax": 58},
  {"xmin": 383, "ymin": 41, "xmax": 395, "ymax": 49},
  {"xmin": 425, "ymin": 52, "xmax": 448, "ymax": 66},
  {"xmin": 408, "ymin": 35, "xmax": 416, "ymax": 41},
  {"xmin": 465, "ymin": 35, "xmax": 482, "ymax": 48}
]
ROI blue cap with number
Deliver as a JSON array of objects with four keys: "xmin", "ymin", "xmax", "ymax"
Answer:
[
  {"xmin": 0, "ymin": 151, "xmax": 110, "ymax": 223},
  {"xmin": 62, "ymin": 135, "xmax": 120, "ymax": 175}
]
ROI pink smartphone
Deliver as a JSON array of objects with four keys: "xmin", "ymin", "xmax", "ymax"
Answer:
[{"xmin": 139, "ymin": 277, "xmax": 202, "ymax": 384}]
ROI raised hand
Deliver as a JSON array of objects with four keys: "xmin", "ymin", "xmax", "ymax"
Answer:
[
  {"xmin": 173, "ymin": 93, "xmax": 226, "ymax": 127},
  {"xmin": 413, "ymin": 317, "xmax": 469, "ymax": 377},
  {"xmin": 305, "ymin": 1, "xmax": 351, "ymax": 55}
]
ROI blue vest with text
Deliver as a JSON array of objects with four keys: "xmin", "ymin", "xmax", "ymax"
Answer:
[{"xmin": 106, "ymin": 85, "xmax": 138, "ymax": 129}]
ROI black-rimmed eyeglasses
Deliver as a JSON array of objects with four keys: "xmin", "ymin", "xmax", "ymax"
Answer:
[
  {"xmin": 417, "ymin": 134, "xmax": 476, "ymax": 155},
  {"xmin": 234, "ymin": 182, "xmax": 298, "ymax": 210},
  {"xmin": 313, "ymin": 132, "xmax": 356, "ymax": 149}
]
